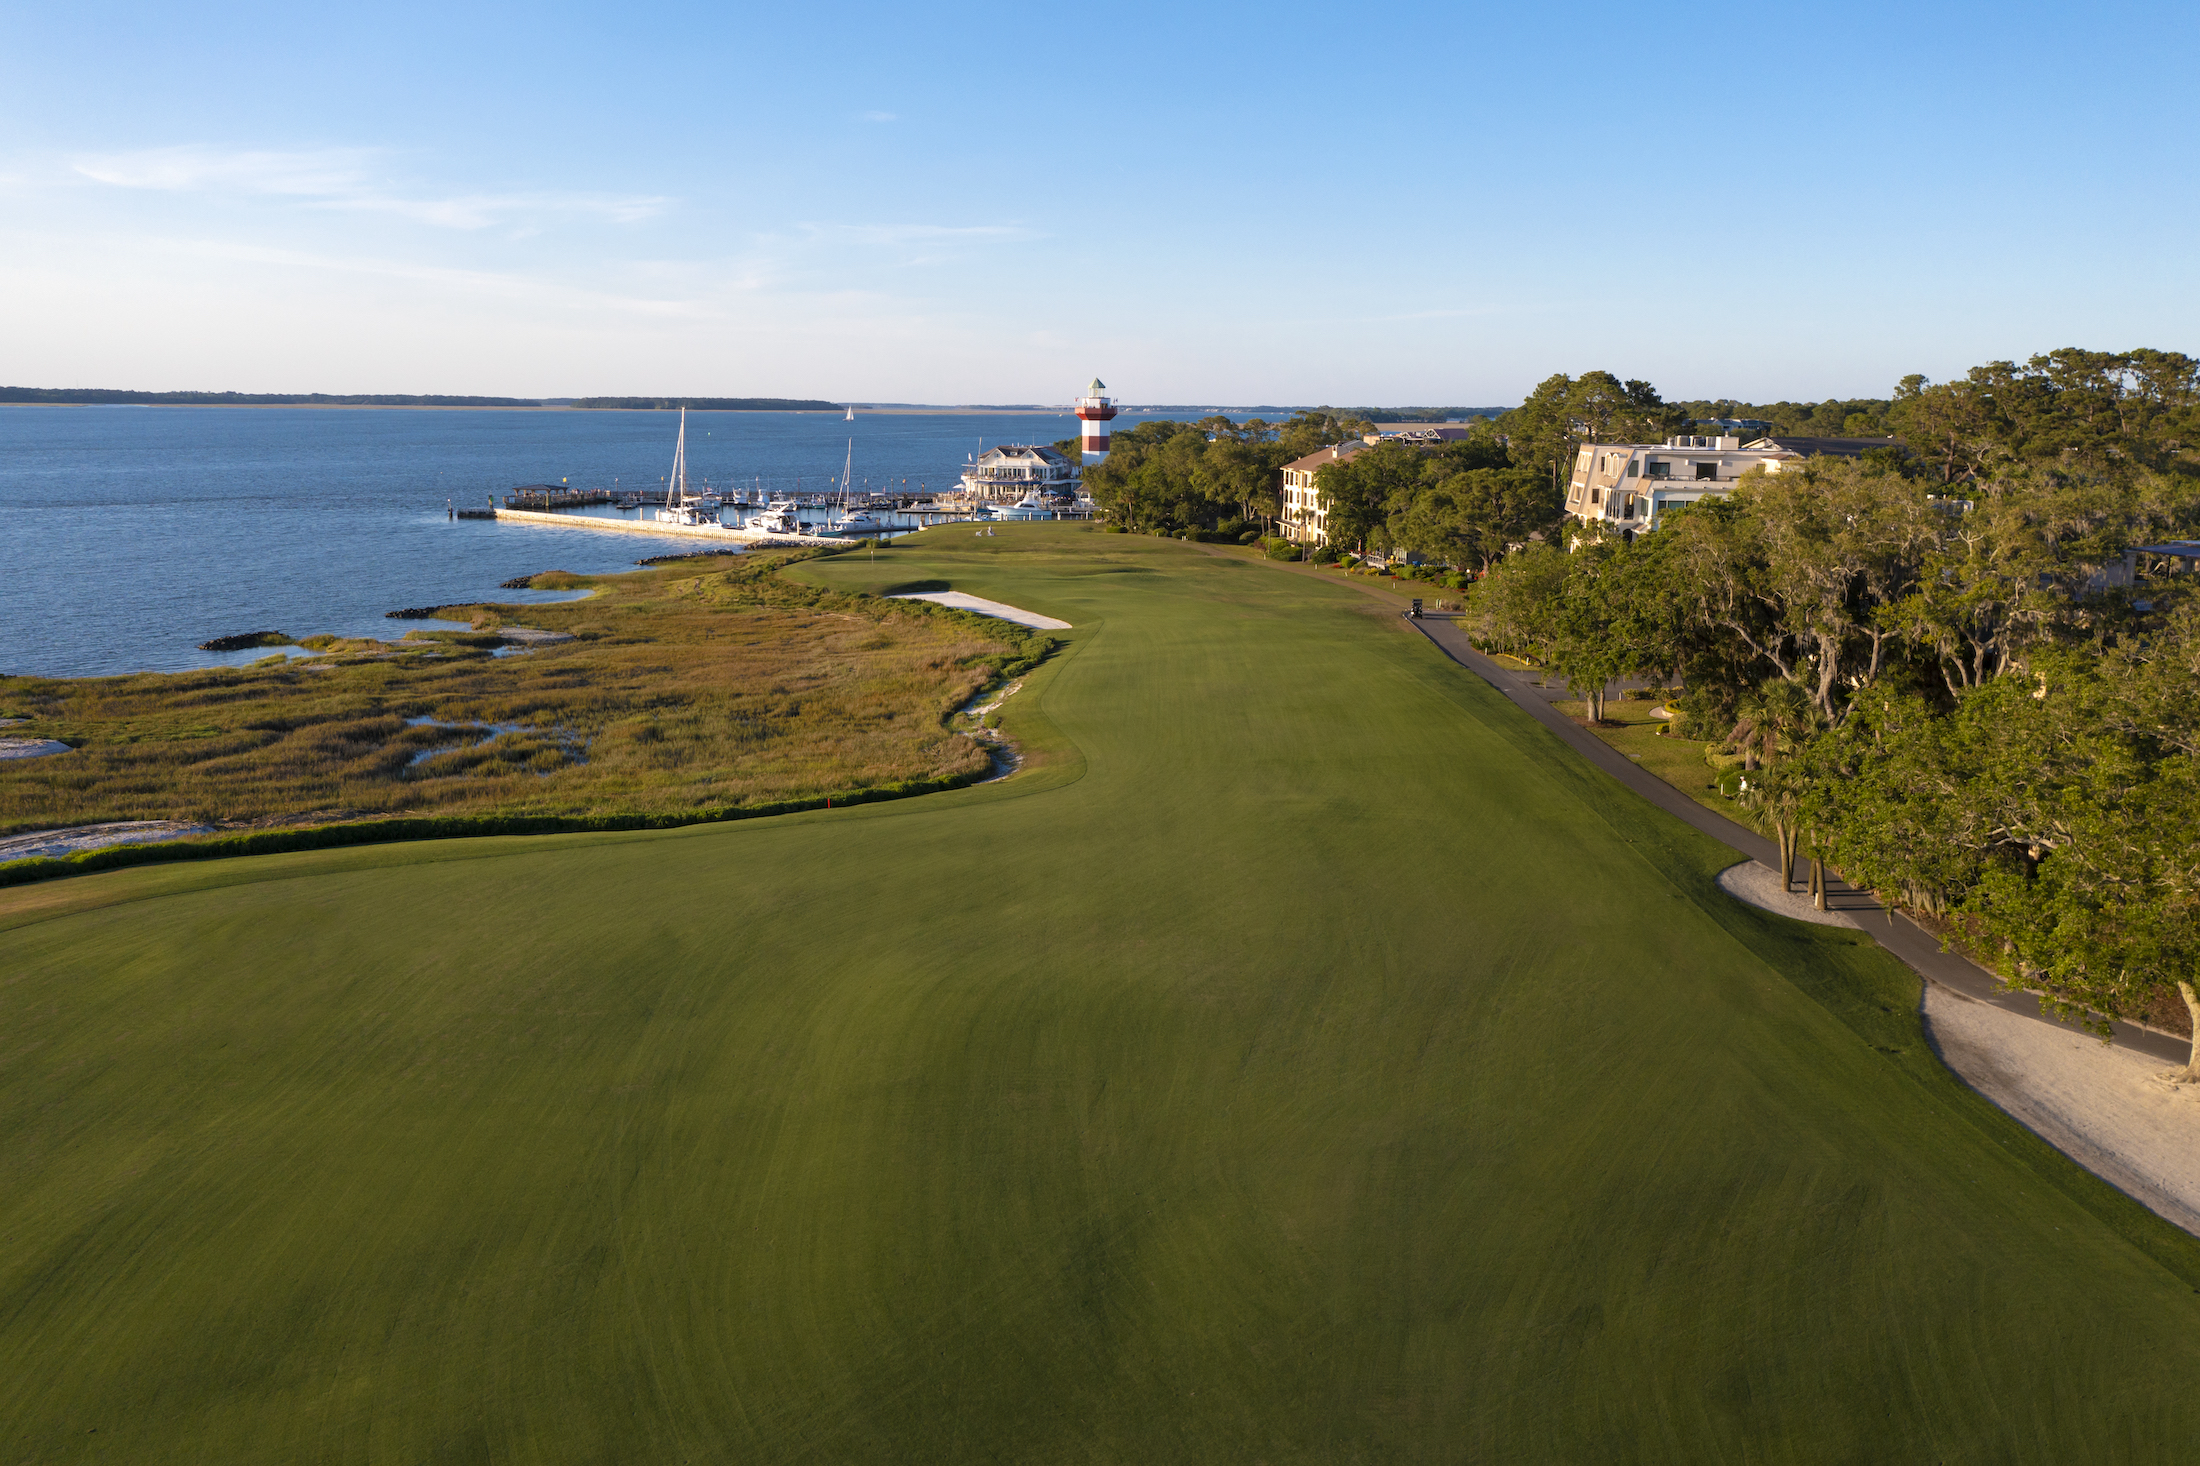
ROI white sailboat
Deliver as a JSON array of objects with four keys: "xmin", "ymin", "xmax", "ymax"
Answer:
[
  {"xmin": 652, "ymin": 408, "xmax": 718, "ymax": 526},
  {"xmin": 830, "ymin": 437, "xmax": 888, "ymax": 535},
  {"xmin": 844, "ymin": 404, "xmax": 855, "ymax": 421}
]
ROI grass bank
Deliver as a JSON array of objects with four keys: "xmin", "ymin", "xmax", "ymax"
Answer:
[{"xmin": 3, "ymin": 524, "xmax": 2197, "ymax": 1461}]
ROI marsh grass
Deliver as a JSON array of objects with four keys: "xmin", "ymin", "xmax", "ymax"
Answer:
[{"xmin": 0, "ymin": 551, "xmax": 1049, "ymax": 834}]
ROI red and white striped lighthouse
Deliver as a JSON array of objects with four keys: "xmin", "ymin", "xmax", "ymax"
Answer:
[{"xmin": 1074, "ymin": 377, "xmax": 1118, "ymax": 464}]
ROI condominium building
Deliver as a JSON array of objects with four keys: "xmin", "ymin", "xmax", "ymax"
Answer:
[
  {"xmin": 1565, "ymin": 434, "xmax": 1895, "ymax": 535},
  {"xmin": 1278, "ymin": 440, "xmax": 1371, "ymax": 544}
]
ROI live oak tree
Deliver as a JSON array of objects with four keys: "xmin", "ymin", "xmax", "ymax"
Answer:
[{"xmin": 1499, "ymin": 372, "xmax": 1687, "ymax": 504}]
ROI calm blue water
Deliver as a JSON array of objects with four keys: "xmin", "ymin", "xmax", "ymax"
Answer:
[{"xmin": 0, "ymin": 406, "xmax": 1137, "ymax": 678}]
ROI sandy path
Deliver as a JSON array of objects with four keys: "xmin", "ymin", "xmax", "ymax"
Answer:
[
  {"xmin": 889, "ymin": 591, "xmax": 1071, "ymax": 630},
  {"xmin": 1924, "ymin": 988, "xmax": 2200, "ymax": 1234},
  {"xmin": 1718, "ymin": 862, "xmax": 2200, "ymax": 1236},
  {"xmin": 1716, "ymin": 860, "xmax": 1857, "ymax": 928}
]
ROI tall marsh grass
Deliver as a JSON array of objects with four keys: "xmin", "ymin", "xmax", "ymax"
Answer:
[{"xmin": 0, "ymin": 552, "xmax": 1051, "ymax": 836}]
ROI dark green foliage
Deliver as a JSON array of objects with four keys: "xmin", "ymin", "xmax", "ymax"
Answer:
[
  {"xmin": 1672, "ymin": 395, "xmax": 1893, "ymax": 439},
  {"xmin": 196, "ymin": 631, "xmax": 293, "ymax": 652},
  {"xmin": 1497, "ymin": 372, "xmax": 1688, "ymax": 502},
  {"xmin": 1082, "ymin": 412, "xmax": 1374, "ymax": 535},
  {"xmin": 1885, "ymin": 349, "xmax": 2200, "ymax": 485}
]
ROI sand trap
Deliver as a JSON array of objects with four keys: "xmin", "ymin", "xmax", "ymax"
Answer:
[
  {"xmin": 0, "ymin": 820, "xmax": 216, "ymax": 863},
  {"xmin": 889, "ymin": 591, "xmax": 1071, "ymax": 630},
  {"xmin": 0, "ymin": 738, "xmax": 74, "ymax": 761},
  {"xmin": 1718, "ymin": 862, "xmax": 2200, "ymax": 1236},
  {"xmin": 1926, "ymin": 988, "xmax": 2200, "ymax": 1235},
  {"xmin": 1717, "ymin": 860, "xmax": 1857, "ymax": 927}
]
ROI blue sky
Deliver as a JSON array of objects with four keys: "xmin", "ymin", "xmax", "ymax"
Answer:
[{"xmin": 2, "ymin": 0, "xmax": 2194, "ymax": 405}]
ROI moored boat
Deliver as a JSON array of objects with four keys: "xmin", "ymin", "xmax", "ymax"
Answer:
[
  {"xmin": 745, "ymin": 499, "xmax": 805, "ymax": 535},
  {"xmin": 652, "ymin": 409, "xmax": 722, "ymax": 526}
]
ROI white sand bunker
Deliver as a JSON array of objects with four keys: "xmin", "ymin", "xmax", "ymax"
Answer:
[
  {"xmin": 1717, "ymin": 860, "xmax": 1857, "ymax": 928},
  {"xmin": 889, "ymin": 591, "xmax": 1070, "ymax": 630},
  {"xmin": 0, "ymin": 820, "xmax": 216, "ymax": 863},
  {"xmin": 1926, "ymin": 989, "xmax": 2200, "ymax": 1235},
  {"xmin": 1717, "ymin": 862, "xmax": 2200, "ymax": 1236},
  {"xmin": 1, "ymin": 738, "xmax": 74, "ymax": 761}
]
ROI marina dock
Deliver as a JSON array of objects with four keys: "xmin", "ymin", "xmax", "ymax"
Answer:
[{"xmin": 491, "ymin": 507, "xmax": 853, "ymax": 547}]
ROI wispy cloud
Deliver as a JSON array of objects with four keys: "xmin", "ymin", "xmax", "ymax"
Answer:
[
  {"xmin": 170, "ymin": 237, "xmax": 704, "ymax": 317},
  {"xmin": 70, "ymin": 145, "xmax": 668, "ymax": 230},
  {"xmin": 857, "ymin": 110, "xmax": 897, "ymax": 123},
  {"xmin": 75, "ymin": 145, "xmax": 378, "ymax": 196}
]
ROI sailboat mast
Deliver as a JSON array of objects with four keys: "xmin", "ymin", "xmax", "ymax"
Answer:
[{"xmin": 669, "ymin": 406, "xmax": 688, "ymax": 509}]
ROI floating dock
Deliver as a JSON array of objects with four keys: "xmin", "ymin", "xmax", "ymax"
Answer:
[{"xmin": 491, "ymin": 507, "xmax": 854, "ymax": 548}]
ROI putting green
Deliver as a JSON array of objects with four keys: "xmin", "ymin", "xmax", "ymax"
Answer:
[{"xmin": 4, "ymin": 526, "xmax": 2196, "ymax": 1462}]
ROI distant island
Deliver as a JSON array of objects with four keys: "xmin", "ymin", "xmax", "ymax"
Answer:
[
  {"xmin": 569, "ymin": 396, "xmax": 843, "ymax": 412},
  {"xmin": 0, "ymin": 388, "xmax": 845, "ymax": 411},
  {"xmin": 0, "ymin": 388, "xmax": 1504, "ymax": 418},
  {"xmin": 0, "ymin": 388, "xmax": 543, "ymax": 407}
]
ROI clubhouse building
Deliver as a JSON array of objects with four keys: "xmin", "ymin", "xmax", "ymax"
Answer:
[{"xmin": 955, "ymin": 444, "xmax": 1081, "ymax": 505}]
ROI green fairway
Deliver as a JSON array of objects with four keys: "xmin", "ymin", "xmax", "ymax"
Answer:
[{"xmin": 4, "ymin": 524, "xmax": 2197, "ymax": 1462}]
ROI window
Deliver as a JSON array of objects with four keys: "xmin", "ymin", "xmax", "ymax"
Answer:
[
  {"xmin": 1694, "ymin": 462, "xmax": 1717, "ymax": 481},
  {"xmin": 1621, "ymin": 494, "xmax": 1636, "ymax": 520},
  {"xmin": 1625, "ymin": 458, "xmax": 1639, "ymax": 477},
  {"xmin": 1647, "ymin": 459, "xmax": 1670, "ymax": 479}
]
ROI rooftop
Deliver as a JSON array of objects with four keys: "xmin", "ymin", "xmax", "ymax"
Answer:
[{"xmin": 1282, "ymin": 441, "xmax": 1373, "ymax": 474}]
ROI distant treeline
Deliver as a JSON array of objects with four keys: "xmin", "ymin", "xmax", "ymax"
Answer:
[
  {"xmin": 0, "ymin": 388, "xmax": 540, "ymax": 407},
  {"xmin": 1333, "ymin": 406, "xmax": 1510, "ymax": 422},
  {"xmin": 1672, "ymin": 396, "xmax": 1893, "ymax": 438},
  {"xmin": 0, "ymin": 388, "xmax": 848, "ymax": 411},
  {"xmin": 570, "ymin": 396, "xmax": 842, "ymax": 411}
]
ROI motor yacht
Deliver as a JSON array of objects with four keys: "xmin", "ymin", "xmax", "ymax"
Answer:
[
  {"xmin": 833, "ymin": 506, "xmax": 889, "ymax": 535},
  {"xmin": 746, "ymin": 500, "xmax": 805, "ymax": 535},
  {"xmin": 994, "ymin": 489, "xmax": 1062, "ymax": 521}
]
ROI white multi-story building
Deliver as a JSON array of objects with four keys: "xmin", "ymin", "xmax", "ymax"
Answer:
[
  {"xmin": 1565, "ymin": 434, "xmax": 1895, "ymax": 535},
  {"xmin": 1278, "ymin": 440, "xmax": 1371, "ymax": 544},
  {"xmin": 956, "ymin": 444, "xmax": 1080, "ymax": 504}
]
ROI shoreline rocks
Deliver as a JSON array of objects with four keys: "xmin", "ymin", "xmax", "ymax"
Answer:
[{"xmin": 198, "ymin": 631, "xmax": 293, "ymax": 652}]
